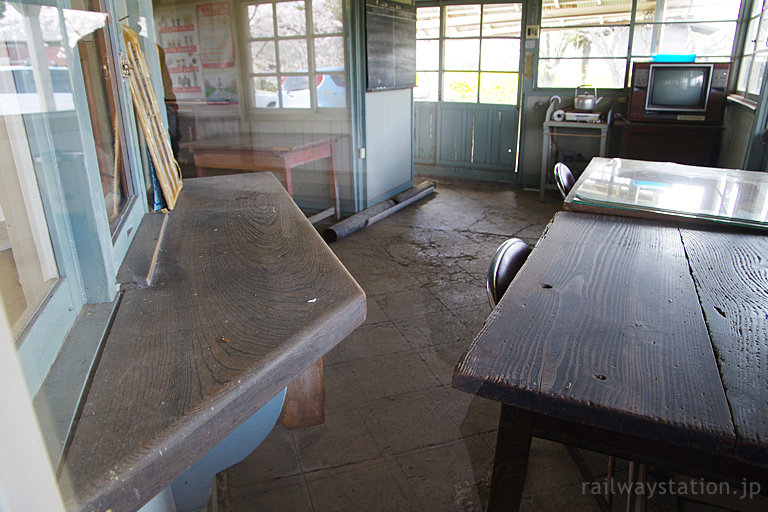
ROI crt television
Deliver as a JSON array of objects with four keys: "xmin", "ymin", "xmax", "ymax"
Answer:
[{"xmin": 628, "ymin": 62, "xmax": 730, "ymax": 124}]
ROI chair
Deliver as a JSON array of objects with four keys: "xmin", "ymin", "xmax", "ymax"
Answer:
[
  {"xmin": 486, "ymin": 238, "xmax": 531, "ymax": 308},
  {"xmin": 554, "ymin": 162, "xmax": 575, "ymax": 199}
]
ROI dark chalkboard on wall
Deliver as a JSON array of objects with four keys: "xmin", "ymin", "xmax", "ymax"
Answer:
[{"xmin": 366, "ymin": 0, "xmax": 416, "ymax": 91}]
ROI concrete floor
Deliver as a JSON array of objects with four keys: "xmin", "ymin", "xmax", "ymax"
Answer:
[{"xmin": 217, "ymin": 178, "xmax": 737, "ymax": 512}]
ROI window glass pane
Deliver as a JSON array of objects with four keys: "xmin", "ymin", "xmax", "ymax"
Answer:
[
  {"xmin": 737, "ymin": 55, "xmax": 750, "ymax": 92},
  {"xmin": 314, "ymin": 36, "xmax": 344, "ymax": 70},
  {"xmin": 276, "ymin": 1, "xmax": 306, "ymax": 36},
  {"xmin": 281, "ymin": 74, "xmax": 311, "ymax": 108},
  {"xmin": 443, "ymin": 71, "xmax": 478, "ymax": 102},
  {"xmin": 417, "ymin": 40, "xmax": 439, "ymax": 71},
  {"xmin": 542, "ymin": 0, "xmax": 632, "ymax": 27},
  {"xmin": 414, "ymin": 71, "xmax": 438, "ymax": 101},
  {"xmin": 538, "ymin": 58, "xmax": 626, "ymax": 88},
  {"xmin": 248, "ymin": 4, "xmax": 274, "ymax": 37},
  {"xmin": 482, "ymin": 4, "xmax": 522, "ymax": 36},
  {"xmin": 278, "ymin": 39, "xmax": 308, "ymax": 72},
  {"xmin": 635, "ymin": 0, "xmax": 740, "ymax": 23},
  {"xmin": 540, "ymin": 27, "xmax": 629, "ymax": 58},
  {"xmin": 748, "ymin": 52, "xmax": 767, "ymax": 95},
  {"xmin": 250, "ymin": 41, "xmax": 276, "ymax": 72},
  {"xmin": 316, "ymin": 73, "xmax": 345, "ymax": 107},
  {"xmin": 481, "ymin": 39, "xmax": 519, "ymax": 71},
  {"xmin": 417, "ymin": 6, "xmax": 441, "ymax": 38},
  {"xmin": 758, "ymin": 16, "xmax": 768, "ymax": 55},
  {"xmin": 754, "ymin": 0, "xmax": 765, "ymax": 17},
  {"xmin": 312, "ymin": 0, "xmax": 343, "ymax": 34},
  {"xmin": 252, "ymin": 76, "xmax": 278, "ymax": 107},
  {"xmin": 445, "ymin": 5, "xmax": 481, "ymax": 38},
  {"xmin": 479, "ymin": 72, "xmax": 517, "ymax": 105},
  {"xmin": 743, "ymin": 16, "xmax": 760, "ymax": 56},
  {"xmin": 444, "ymin": 39, "xmax": 479, "ymax": 70},
  {"xmin": 631, "ymin": 22, "xmax": 737, "ymax": 57}
]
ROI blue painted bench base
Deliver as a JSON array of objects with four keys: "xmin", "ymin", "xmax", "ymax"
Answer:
[{"xmin": 170, "ymin": 388, "xmax": 287, "ymax": 512}]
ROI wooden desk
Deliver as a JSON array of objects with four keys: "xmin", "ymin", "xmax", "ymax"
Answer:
[
  {"xmin": 453, "ymin": 211, "xmax": 768, "ymax": 511},
  {"xmin": 182, "ymin": 133, "xmax": 341, "ymax": 221},
  {"xmin": 59, "ymin": 173, "xmax": 366, "ymax": 512},
  {"xmin": 565, "ymin": 157, "xmax": 768, "ymax": 229}
]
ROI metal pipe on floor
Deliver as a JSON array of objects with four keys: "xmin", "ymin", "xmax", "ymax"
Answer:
[{"xmin": 322, "ymin": 180, "xmax": 436, "ymax": 243}]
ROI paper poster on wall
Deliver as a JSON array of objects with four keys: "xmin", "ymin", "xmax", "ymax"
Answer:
[
  {"xmin": 203, "ymin": 72, "xmax": 238, "ymax": 103},
  {"xmin": 196, "ymin": 2, "xmax": 235, "ymax": 68},
  {"xmin": 155, "ymin": 7, "xmax": 204, "ymax": 100}
]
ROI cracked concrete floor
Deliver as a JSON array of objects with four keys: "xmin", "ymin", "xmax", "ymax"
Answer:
[{"xmin": 217, "ymin": 177, "xmax": 729, "ymax": 512}]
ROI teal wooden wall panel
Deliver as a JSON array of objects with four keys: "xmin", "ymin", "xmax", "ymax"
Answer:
[
  {"xmin": 414, "ymin": 103, "xmax": 436, "ymax": 162},
  {"xmin": 438, "ymin": 107, "xmax": 472, "ymax": 163}
]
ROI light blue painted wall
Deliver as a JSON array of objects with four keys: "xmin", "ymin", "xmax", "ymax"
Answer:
[{"xmin": 364, "ymin": 88, "xmax": 414, "ymax": 205}]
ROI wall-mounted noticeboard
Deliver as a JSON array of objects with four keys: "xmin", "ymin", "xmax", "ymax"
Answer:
[{"xmin": 366, "ymin": 0, "xmax": 416, "ymax": 91}]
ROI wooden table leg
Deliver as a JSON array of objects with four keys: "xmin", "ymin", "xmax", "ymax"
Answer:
[
  {"xmin": 280, "ymin": 358, "xmax": 325, "ymax": 429},
  {"xmin": 488, "ymin": 405, "xmax": 533, "ymax": 512},
  {"xmin": 328, "ymin": 143, "xmax": 340, "ymax": 220},
  {"xmin": 283, "ymin": 165, "xmax": 294, "ymax": 197}
]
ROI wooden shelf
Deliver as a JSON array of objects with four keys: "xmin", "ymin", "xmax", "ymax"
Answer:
[{"xmin": 58, "ymin": 173, "xmax": 366, "ymax": 512}]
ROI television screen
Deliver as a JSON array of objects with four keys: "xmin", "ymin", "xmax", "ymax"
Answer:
[{"xmin": 648, "ymin": 66, "xmax": 709, "ymax": 111}]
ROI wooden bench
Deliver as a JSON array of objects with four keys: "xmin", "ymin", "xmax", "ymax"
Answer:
[{"xmin": 58, "ymin": 173, "xmax": 366, "ymax": 511}]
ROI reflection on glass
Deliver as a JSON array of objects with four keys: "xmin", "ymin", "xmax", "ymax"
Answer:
[
  {"xmin": 443, "ymin": 71, "xmax": 478, "ymax": 102},
  {"xmin": 248, "ymin": 4, "xmax": 274, "ymax": 37},
  {"xmin": 445, "ymin": 4, "xmax": 481, "ymax": 38},
  {"xmin": 250, "ymin": 41, "xmax": 276, "ymax": 72},
  {"xmin": 280, "ymin": 74, "xmax": 311, "ymax": 108},
  {"xmin": 314, "ymin": 36, "xmax": 344, "ymax": 70},
  {"xmin": 416, "ymin": 40, "xmax": 439, "ymax": 71},
  {"xmin": 481, "ymin": 39, "xmax": 519, "ymax": 71},
  {"xmin": 571, "ymin": 158, "xmax": 768, "ymax": 228},
  {"xmin": 631, "ymin": 22, "xmax": 737, "ymax": 58},
  {"xmin": 276, "ymin": 1, "xmax": 306, "ymax": 36},
  {"xmin": 312, "ymin": 0, "xmax": 343, "ymax": 34},
  {"xmin": 541, "ymin": 0, "xmax": 631, "ymax": 27},
  {"xmin": 482, "ymin": 4, "xmax": 522, "ymax": 36},
  {"xmin": 414, "ymin": 71, "xmax": 438, "ymax": 101},
  {"xmin": 479, "ymin": 72, "xmax": 517, "ymax": 105},
  {"xmin": 417, "ymin": 6, "xmax": 440, "ymax": 38},
  {"xmin": 278, "ymin": 39, "xmax": 308, "ymax": 72},
  {"xmin": 316, "ymin": 73, "xmax": 345, "ymax": 108},
  {"xmin": 444, "ymin": 39, "xmax": 479, "ymax": 70},
  {"xmin": 635, "ymin": 0, "xmax": 740, "ymax": 23},
  {"xmin": 252, "ymin": 76, "xmax": 278, "ymax": 107}
]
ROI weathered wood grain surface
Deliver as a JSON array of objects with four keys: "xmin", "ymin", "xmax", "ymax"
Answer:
[
  {"xmin": 59, "ymin": 173, "xmax": 366, "ymax": 512},
  {"xmin": 680, "ymin": 227, "xmax": 768, "ymax": 466},
  {"xmin": 454, "ymin": 212, "xmax": 736, "ymax": 456}
]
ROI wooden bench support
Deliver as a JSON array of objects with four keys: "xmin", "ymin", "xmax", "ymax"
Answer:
[{"xmin": 281, "ymin": 358, "xmax": 325, "ymax": 429}]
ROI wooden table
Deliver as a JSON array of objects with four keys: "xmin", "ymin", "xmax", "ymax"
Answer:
[
  {"xmin": 565, "ymin": 157, "xmax": 768, "ymax": 229},
  {"xmin": 453, "ymin": 211, "xmax": 768, "ymax": 511},
  {"xmin": 58, "ymin": 173, "xmax": 366, "ymax": 512},
  {"xmin": 182, "ymin": 133, "xmax": 342, "ymax": 222}
]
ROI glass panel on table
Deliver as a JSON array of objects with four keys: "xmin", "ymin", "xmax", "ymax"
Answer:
[
  {"xmin": 443, "ymin": 71, "xmax": 478, "ymax": 103},
  {"xmin": 570, "ymin": 158, "xmax": 768, "ymax": 227},
  {"xmin": 445, "ymin": 4, "xmax": 481, "ymax": 38},
  {"xmin": 482, "ymin": 4, "xmax": 522, "ymax": 36},
  {"xmin": 479, "ymin": 72, "xmax": 517, "ymax": 105},
  {"xmin": 414, "ymin": 71, "xmax": 438, "ymax": 101},
  {"xmin": 417, "ymin": 6, "xmax": 441, "ymax": 38},
  {"xmin": 538, "ymin": 58, "xmax": 626, "ymax": 88}
]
